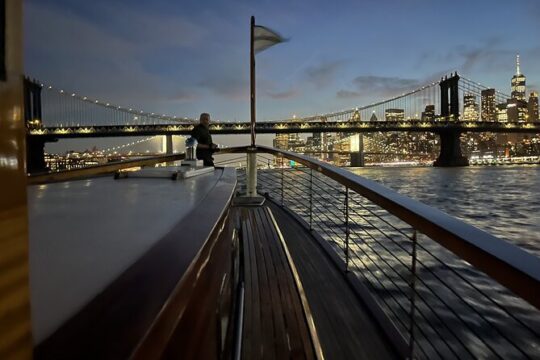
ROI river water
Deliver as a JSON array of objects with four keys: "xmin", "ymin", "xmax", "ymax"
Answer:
[{"xmin": 349, "ymin": 165, "xmax": 540, "ymax": 257}]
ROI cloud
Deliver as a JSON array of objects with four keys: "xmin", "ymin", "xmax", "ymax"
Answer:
[
  {"xmin": 304, "ymin": 60, "xmax": 345, "ymax": 88},
  {"xmin": 198, "ymin": 74, "xmax": 248, "ymax": 101},
  {"xmin": 425, "ymin": 38, "xmax": 540, "ymax": 75},
  {"xmin": 265, "ymin": 89, "xmax": 299, "ymax": 99},
  {"xmin": 351, "ymin": 75, "xmax": 421, "ymax": 97},
  {"xmin": 167, "ymin": 90, "xmax": 199, "ymax": 102},
  {"xmin": 336, "ymin": 90, "xmax": 360, "ymax": 99}
]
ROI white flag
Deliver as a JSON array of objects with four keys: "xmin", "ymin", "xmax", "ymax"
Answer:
[{"xmin": 254, "ymin": 25, "xmax": 286, "ymax": 54}]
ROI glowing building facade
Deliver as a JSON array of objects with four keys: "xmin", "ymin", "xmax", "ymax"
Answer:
[
  {"xmin": 528, "ymin": 92, "xmax": 539, "ymax": 122},
  {"xmin": 511, "ymin": 55, "xmax": 526, "ymax": 101},
  {"xmin": 463, "ymin": 94, "xmax": 479, "ymax": 121},
  {"xmin": 384, "ymin": 108, "xmax": 404, "ymax": 121},
  {"xmin": 481, "ymin": 89, "xmax": 496, "ymax": 121},
  {"xmin": 508, "ymin": 54, "xmax": 528, "ymax": 122}
]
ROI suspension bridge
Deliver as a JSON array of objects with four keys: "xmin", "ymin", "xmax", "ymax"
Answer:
[{"xmin": 24, "ymin": 73, "xmax": 540, "ymax": 172}]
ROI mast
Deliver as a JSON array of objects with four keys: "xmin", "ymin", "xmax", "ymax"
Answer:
[{"xmin": 250, "ymin": 16, "xmax": 256, "ymax": 147}]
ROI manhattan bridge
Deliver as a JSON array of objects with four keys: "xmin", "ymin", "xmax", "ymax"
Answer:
[{"xmin": 24, "ymin": 73, "xmax": 540, "ymax": 172}]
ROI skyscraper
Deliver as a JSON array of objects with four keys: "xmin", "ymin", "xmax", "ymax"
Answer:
[
  {"xmin": 497, "ymin": 103, "xmax": 508, "ymax": 122},
  {"xmin": 508, "ymin": 54, "xmax": 528, "ymax": 121},
  {"xmin": 511, "ymin": 54, "xmax": 526, "ymax": 101},
  {"xmin": 385, "ymin": 108, "xmax": 404, "ymax": 121},
  {"xmin": 528, "ymin": 91, "xmax": 539, "ymax": 122},
  {"xmin": 481, "ymin": 89, "xmax": 496, "ymax": 121},
  {"xmin": 507, "ymin": 98, "xmax": 528, "ymax": 122},
  {"xmin": 463, "ymin": 94, "xmax": 479, "ymax": 121}
]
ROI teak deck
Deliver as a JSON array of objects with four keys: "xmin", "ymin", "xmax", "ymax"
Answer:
[
  {"xmin": 269, "ymin": 202, "xmax": 398, "ymax": 360},
  {"xmin": 238, "ymin": 206, "xmax": 317, "ymax": 360},
  {"xmin": 237, "ymin": 203, "xmax": 397, "ymax": 360}
]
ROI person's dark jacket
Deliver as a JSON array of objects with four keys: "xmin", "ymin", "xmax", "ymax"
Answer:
[{"xmin": 191, "ymin": 124, "xmax": 215, "ymax": 166}]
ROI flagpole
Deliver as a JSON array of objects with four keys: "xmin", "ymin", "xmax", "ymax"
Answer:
[
  {"xmin": 250, "ymin": 15, "xmax": 256, "ymax": 147},
  {"xmin": 245, "ymin": 15, "xmax": 259, "ymax": 200}
]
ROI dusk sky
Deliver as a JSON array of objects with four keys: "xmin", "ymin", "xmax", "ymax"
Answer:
[{"xmin": 24, "ymin": 0, "xmax": 540, "ymax": 150}]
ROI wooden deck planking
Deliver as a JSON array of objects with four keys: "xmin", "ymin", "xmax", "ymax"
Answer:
[
  {"xmin": 248, "ymin": 209, "xmax": 276, "ymax": 359},
  {"xmin": 258, "ymin": 208, "xmax": 315, "ymax": 359},
  {"xmin": 268, "ymin": 202, "xmax": 398, "ymax": 360},
  {"xmin": 239, "ymin": 206, "xmax": 316, "ymax": 360},
  {"xmin": 250, "ymin": 209, "xmax": 289, "ymax": 359}
]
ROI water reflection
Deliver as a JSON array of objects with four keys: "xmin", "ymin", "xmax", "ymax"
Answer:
[{"xmin": 350, "ymin": 166, "xmax": 540, "ymax": 257}]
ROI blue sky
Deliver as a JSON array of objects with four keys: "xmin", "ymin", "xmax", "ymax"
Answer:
[{"xmin": 24, "ymin": 0, "xmax": 540, "ymax": 150}]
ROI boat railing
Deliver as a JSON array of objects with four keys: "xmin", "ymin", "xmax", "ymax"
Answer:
[{"xmin": 221, "ymin": 145, "xmax": 540, "ymax": 359}]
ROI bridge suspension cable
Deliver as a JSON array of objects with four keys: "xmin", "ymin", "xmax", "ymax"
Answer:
[
  {"xmin": 275, "ymin": 80, "xmax": 442, "ymax": 123},
  {"xmin": 102, "ymin": 136, "xmax": 162, "ymax": 155},
  {"xmin": 459, "ymin": 76, "xmax": 510, "ymax": 102},
  {"xmin": 32, "ymin": 78, "xmax": 197, "ymax": 127}
]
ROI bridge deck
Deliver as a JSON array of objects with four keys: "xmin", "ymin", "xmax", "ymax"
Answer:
[{"xmin": 268, "ymin": 202, "xmax": 398, "ymax": 360}]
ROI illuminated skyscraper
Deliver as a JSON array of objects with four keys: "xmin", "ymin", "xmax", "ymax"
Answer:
[
  {"xmin": 508, "ymin": 54, "xmax": 528, "ymax": 121},
  {"xmin": 385, "ymin": 108, "xmax": 404, "ymax": 121},
  {"xmin": 528, "ymin": 91, "xmax": 539, "ymax": 122},
  {"xmin": 511, "ymin": 54, "xmax": 526, "ymax": 101},
  {"xmin": 481, "ymin": 89, "xmax": 496, "ymax": 121},
  {"xmin": 463, "ymin": 94, "xmax": 479, "ymax": 121}
]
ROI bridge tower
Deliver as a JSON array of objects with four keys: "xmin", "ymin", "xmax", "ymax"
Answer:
[
  {"xmin": 435, "ymin": 73, "xmax": 468, "ymax": 166},
  {"xmin": 439, "ymin": 72, "xmax": 460, "ymax": 120},
  {"xmin": 24, "ymin": 77, "xmax": 48, "ymax": 173}
]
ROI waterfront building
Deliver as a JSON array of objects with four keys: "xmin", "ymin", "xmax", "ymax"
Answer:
[
  {"xmin": 385, "ymin": 108, "xmax": 404, "ymax": 121},
  {"xmin": 273, "ymin": 134, "xmax": 289, "ymax": 167},
  {"xmin": 481, "ymin": 89, "xmax": 497, "ymax": 121},
  {"xmin": 463, "ymin": 94, "xmax": 479, "ymax": 121},
  {"xmin": 287, "ymin": 133, "xmax": 306, "ymax": 153},
  {"xmin": 497, "ymin": 103, "xmax": 508, "ymax": 122},
  {"xmin": 273, "ymin": 133, "xmax": 288, "ymax": 150},
  {"xmin": 507, "ymin": 98, "xmax": 528, "ymax": 122},
  {"xmin": 528, "ymin": 91, "xmax": 539, "ymax": 122},
  {"xmin": 312, "ymin": 132, "xmax": 330, "ymax": 161},
  {"xmin": 421, "ymin": 105, "xmax": 435, "ymax": 121},
  {"xmin": 351, "ymin": 108, "xmax": 361, "ymax": 121}
]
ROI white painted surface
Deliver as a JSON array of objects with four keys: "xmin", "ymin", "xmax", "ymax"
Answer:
[{"xmin": 27, "ymin": 170, "xmax": 220, "ymax": 344}]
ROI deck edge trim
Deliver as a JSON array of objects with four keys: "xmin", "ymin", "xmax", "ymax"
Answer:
[{"xmin": 266, "ymin": 207, "xmax": 325, "ymax": 360}]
